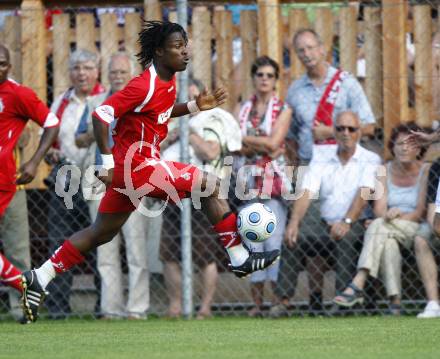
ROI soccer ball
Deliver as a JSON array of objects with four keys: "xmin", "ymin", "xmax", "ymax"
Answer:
[{"xmin": 237, "ymin": 203, "xmax": 277, "ymax": 243}]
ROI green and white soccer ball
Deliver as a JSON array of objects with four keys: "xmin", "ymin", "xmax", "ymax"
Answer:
[{"xmin": 237, "ymin": 203, "xmax": 277, "ymax": 243}]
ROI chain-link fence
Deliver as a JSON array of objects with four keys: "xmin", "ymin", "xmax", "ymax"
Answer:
[{"xmin": 1, "ymin": 0, "xmax": 440, "ymax": 321}]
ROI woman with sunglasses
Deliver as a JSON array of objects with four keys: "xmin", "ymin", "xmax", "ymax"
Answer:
[
  {"xmin": 333, "ymin": 122, "xmax": 429, "ymax": 315},
  {"xmin": 234, "ymin": 56, "xmax": 292, "ymax": 317}
]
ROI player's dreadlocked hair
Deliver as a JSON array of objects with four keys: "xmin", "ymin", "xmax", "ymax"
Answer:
[{"xmin": 136, "ymin": 20, "xmax": 188, "ymax": 69}]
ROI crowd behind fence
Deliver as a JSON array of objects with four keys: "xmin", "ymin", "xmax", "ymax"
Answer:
[{"xmin": 1, "ymin": 1, "xmax": 440, "ymax": 320}]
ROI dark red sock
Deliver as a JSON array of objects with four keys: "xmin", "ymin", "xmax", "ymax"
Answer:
[
  {"xmin": 213, "ymin": 213, "xmax": 242, "ymax": 249},
  {"xmin": 0, "ymin": 253, "xmax": 22, "ymax": 292},
  {"xmin": 50, "ymin": 240, "xmax": 85, "ymax": 274}
]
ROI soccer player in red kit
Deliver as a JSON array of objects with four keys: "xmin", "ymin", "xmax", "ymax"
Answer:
[
  {"xmin": 0, "ymin": 45, "xmax": 60, "ymax": 298},
  {"xmin": 21, "ymin": 21, "xmax": 280, "ymax": 323}
]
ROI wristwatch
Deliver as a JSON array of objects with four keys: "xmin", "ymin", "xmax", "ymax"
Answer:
[{"xmin": 343, "ymin": 217, "xmax": 353, "ymax": 225}]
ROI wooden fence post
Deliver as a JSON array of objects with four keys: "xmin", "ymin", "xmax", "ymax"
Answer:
[
  {"xmin": 52, "ymin": 14, "xmax": 70, "ymax": 98},
  {"xmin": 339, "ymin": 5, "xmax": 357, "ymax": 74},
  {"xmin": 382, "ymin": 0, "xmax": 408, "ymax": 157},
  {"xmin": 213, "ymin": 9, "xmax": 233, "ymax": 111},
  {"xmin": 100, "ymin": 13, "xmax": 118, "ymax": 89},
  {"xmin": 76, "ymin": 13, "xmax": 96, "ymax": 53},
  {"xmin": 288, "ymin": 9, "xmax": 308, "ymax": 83},
  {"xmin": 124, "ymin": 12, "xmax": 142, "ymax": 75},
  {"xmin": 413, "ymin": 5, "xmax": 433, "ymax": 128},
  {"xmin": 257, "ymin": 0, "xmax": 282, "ymax": 97},
  {"xmin": 4, "ymin": 16, "xmax": 21, "ymax": 83},
  {"xmin": 21, "ymin": 0, "xmax": 47, "ymax": 188},
  {"xmin": 314, "ymin": 7, "xmax": 334, "ymax": 61},
  {"xmin": 192, "ymin": 7, "xmax": 212, "ymax": 90},
  {"xmin": 364, "ymin": 6, "xmax": 383, "ymax": 128},
  {"xmin": 240, "ymin": 10, "xmax": 258, "ymax": 101},
  {"xmin": 144, "ymin": 0, "xmax": 161, "ymax": 21}
]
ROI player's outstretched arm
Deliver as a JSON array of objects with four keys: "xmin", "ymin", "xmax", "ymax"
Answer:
[
  {"xmin": 17, "ymin": 126, "xmax": 59, "ymax": 185},
  {"xmin": 170, "ymin": 87, "xmax": 228, "ymax": 118}
]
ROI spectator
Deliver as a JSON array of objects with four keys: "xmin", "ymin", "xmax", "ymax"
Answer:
[
  {"xmin": 76, "ymin": 52, "xmax": 150, "ymax": 320},
  {"xmin": 269, "ymin": 28, "xmax": 377, "ymax": 318},
  {"xmin": 44, "ymin": 48, "xmax": 105, "ymax": 319},
  {"xmin": 233, "ymin": 56, "xmax": 291, "ymax": 317},
  {"xmin": 413, "ymin": 156, "xmax": 440, "ymax": 318},
  {"xmin": 160, "ymin": 79, "xmax": 242, "ymax": 319},
  {"xmin": 286, "ymin": 28, "xmax": 376, "ymax": 164},
  {"xmin": 271, "ymin": 111, "xmax": 381, "ymax": 318},
  {"xmin": 0, "ymin": 131, "xmax": 31, "ymax": 320},
  {"xmin": 333, "ymin": 123, "xmax": 429, "ymax": 315}
]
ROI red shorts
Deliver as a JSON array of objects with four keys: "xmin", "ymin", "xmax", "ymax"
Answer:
[
  {"xmin": 99, "ymin": 160, "xmax": 201, "ymax": 213},
  {"xmin": 0, "ymin": 190, "xmax": 16, "ymax": 218}
]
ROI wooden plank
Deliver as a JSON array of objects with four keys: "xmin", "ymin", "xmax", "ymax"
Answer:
[
  {"xmin": 144, "ymin": 0, "xmax": 161, "ymax": 21},
  {"xmin": 1, "ymin": 0, "xmax": 390, "ymax": 9},
  {"xmin": 124, "ymin": 12, "xmax": 142, "ymax": 75},
  {"xmin": 339, "ymin": 5, "xmax": 357, "ymax": 74},
  {"xmin": 240, "ymin": 10, "xmax": 258, "ymax": 101},
  {"xmin": 52, "ymin": 14, "xmax": 70, "ymax": 98},
  {"xmin": 213, "ymin": 10, "xmax": 234, "ymax": 111},
  {"xmin": 4, "ymin": 16, "xmax": 21, "ymax": 83},
  {"xmin": 364, "ymin": 6, "xmax": 383, "ymax": 127},
  {"xmin": 433, "ymin": 7, "xmax": 440, "ymax": 121},
  {"xmin": 21, "ymin": 0, "xmax": 48, "ymax": 189},
  {"xmin": 382, "ymin": 0, "xmax": 408, "ymax": 158},
  {"xmin": 314, "ymin": 7, "xmax": 334, "ymax": 59},
  {"xmin": 191, "ymin": 7, "xmax": 212, "ymax": 90},
  {"xmin": 257, "ymin": 0, "xmax": 282, "ymax": 77},
  {"xmin": 76, "ymin": 13, "xmax": 96, "ymax": 52},
  {"xmin": 100, "ymin": 13, "xmax": 118, "ymax": 89},
  {"xmin": 66, "ymin": 27, "xmax": 122, "ymax": 46},
  {"xmin": 288, "ymin": 9, "xmax": 308, "ymax": 82},
  {"xmin": 413, "ymin": 5, "xmax": 433, "ymax": 128}
]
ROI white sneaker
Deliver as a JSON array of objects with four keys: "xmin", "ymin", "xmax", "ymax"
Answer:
[{"xmin": 417, "ymin": 301, "xmax": 440, "ymax": 319}]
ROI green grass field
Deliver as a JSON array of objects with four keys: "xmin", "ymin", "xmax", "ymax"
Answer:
[{"xmin": 1, "ymin": 317, "xmax": 439, "ymax": 359}]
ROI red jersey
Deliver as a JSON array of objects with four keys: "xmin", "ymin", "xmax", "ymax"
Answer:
[
  {"xmin": 93, "ymin": 65, "xmax": 176, "ymax": 166},
  {"xmin": 0, "ymin": 79, "xmax": 54, "ymax": 191}
]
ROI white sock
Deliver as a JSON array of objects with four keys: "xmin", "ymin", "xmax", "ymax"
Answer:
[
  {"xmin": 35, "ymin": 259, "xmax": 57, "ymax": 290},
  {"xmin": 226, "ymin": 244, "xmax": 249, "ymax": 267}
]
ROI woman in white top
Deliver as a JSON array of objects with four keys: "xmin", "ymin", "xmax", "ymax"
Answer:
[{"xmin": 333, "ymin": 122, "xmax": 429, "ymax": 315}]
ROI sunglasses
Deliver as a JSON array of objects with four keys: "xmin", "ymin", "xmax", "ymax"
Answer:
[
  {"xmin": 255, "ymin": 72, "xmax": 276, "ymax": 79},
  {"xmin": 335, "ymin": 125, "xmax": 359, "ymax": 133}
]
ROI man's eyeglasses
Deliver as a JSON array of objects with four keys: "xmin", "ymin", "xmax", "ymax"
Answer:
[
  {"xmin": 255, "ymin": 72, "xmax": 276, "ymax": 79},
  {"xmin": 335, "ymin": 125, "xmax": 359, "ymax": 133}
]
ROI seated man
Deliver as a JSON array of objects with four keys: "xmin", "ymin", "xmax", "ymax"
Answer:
[
  {"xmin": 415, "ymin": 156, "xmax": 440, "ymax": 318},
  {"xmin": 271, "ymin": 111, "xmax": 381, "ymax": 317}
]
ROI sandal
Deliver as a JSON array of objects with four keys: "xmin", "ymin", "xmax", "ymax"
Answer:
[
  {"xmin": 333, "ymin": 282, "xmax": 364, "ymax": 308},
  {"xmin": 386, "ymin": 304, "xmax": 402, "ymax": 316}
]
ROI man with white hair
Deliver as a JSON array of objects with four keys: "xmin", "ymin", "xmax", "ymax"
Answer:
[
  {"xmin": 271, "ymin": 111, "xmax": 381, "ymax": 317},
  {"xmin": 44, "ymin": 48, "xmax": 105, "ymax": 319},
  {"xmin": 75, "ymin": 52, "xmax": 151, "ymax": 320}
]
